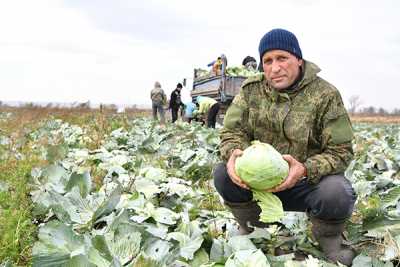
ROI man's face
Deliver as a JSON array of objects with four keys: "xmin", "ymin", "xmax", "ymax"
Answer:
[{"xmin": 262, "ymin": 50, "xmax": 303, "ymax": 90}]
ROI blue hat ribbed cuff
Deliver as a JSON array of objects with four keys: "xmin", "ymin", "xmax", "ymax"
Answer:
[{"xmin": 258, "ymin": 29, "xmax": 302, "ymax": 60}]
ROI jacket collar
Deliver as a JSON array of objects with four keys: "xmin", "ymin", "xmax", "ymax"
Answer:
[{"xmin": 296, "ymin": 60, "xmax": 321, "ymax": 90}]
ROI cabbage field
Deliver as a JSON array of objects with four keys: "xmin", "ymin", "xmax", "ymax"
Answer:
[{"xmin": 0, "ymin": 109, "xmax": 400, "ymax": 267}]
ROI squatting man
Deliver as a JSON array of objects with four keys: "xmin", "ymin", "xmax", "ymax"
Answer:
[{"xmin": 213, "ymin": 28, "xmax": 357, "ymax": 266}]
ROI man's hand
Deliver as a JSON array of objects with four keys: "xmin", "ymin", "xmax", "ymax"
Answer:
[
  {"xmin": 268, "ymin": 154, "xmax": 306, "ymax": 193},
  {"xmin": 226, "ymin": 149, "xmax": 250, "ymax": 190}
]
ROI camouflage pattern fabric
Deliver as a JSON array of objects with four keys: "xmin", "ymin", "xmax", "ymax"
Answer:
[
  {"xmin": 150, "ymin": 87, "xmax": 166, "ymax": 105},
  {"xmin": 220, "ymin": 60, "xmax": 354, "ymax": 184}
]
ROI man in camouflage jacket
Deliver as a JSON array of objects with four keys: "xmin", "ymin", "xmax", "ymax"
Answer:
[
  {"xmin": 150, "ymin": 81, "xmax": 167, "ymax": 124},
  {"xmin": 213, "ymin": 29, "xmax": 357, "ymax": 265}
]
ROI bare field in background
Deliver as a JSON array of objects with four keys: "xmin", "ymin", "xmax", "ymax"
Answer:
[
  {"xmin": 0, "ymin": 106, "xmax": 151, "ymax": 130},
  {"xmin": 0, "ymin": 105, "xmax": 151, "ymax": 118},
  {"xmin": 350, "ymin": 115, "xmax": 400, "ymax": 124},
  {"xmin": 2, "ymin": 106, "xmax": 400, "ymax": 126}
]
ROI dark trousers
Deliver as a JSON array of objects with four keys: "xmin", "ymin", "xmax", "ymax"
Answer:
[
  {"xmin": 152, "ymin": 103, "xmax": 165, "ymax": 124},
  {"xmin": 171, "ymin": 107, "xmax": 179, "ymax": 123},
  {"xmin": 213, "ymin": 163, "xmax": 357, "ymax": 221},
  {"xmin": 207, "ymin": 103, "xmax": 220, "ymax": 128}
]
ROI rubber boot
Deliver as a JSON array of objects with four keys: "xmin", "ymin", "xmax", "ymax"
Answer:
[
  {"xmin": 224, "ymin": 200, "xmax": 269, "ymax": 234},
  {"xmin": 310, "ymin": 217, "xmax": 355, "ymax": 266}
]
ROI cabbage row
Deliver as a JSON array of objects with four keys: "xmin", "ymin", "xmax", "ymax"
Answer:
[{"xmin": 1, "ymin": 114, "xmax": 400, "ymax": 266}]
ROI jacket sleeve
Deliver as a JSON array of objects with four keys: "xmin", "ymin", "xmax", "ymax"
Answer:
[
  {"xmin": 219, "ymin": 89, "xmax": 252, "ymax": 162},
  {"xmin": 169, "ymin": 91, "xmax": 175, "ymax": 108},
  {"xmin": 198, "ymin": 101, "xmax": 207, "ymax": 114},
  {"xmin": 304, "ymin": 91, "xmax": 354, "ymax": 184}
]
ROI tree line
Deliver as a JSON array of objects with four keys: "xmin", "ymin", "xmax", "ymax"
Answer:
[{"xmin": 348, "ymin": 95, "xmax": 399, "ymax": 116}]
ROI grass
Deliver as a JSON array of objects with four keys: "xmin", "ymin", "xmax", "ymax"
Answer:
[{"xmin": 0, "ymin": 157, "xmax": 40, "ymax": 265}]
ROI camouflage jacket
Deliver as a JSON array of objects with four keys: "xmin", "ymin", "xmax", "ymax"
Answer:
[
  {"xmin": 150, "ymin": 87, "xmax": 166, "ymax": 105},
  {"xmin": 220, "ymin": 60, "xmax": 354, "ymax": 184}
]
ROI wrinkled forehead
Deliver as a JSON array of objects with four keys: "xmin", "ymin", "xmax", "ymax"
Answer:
[{"xmin": 262, "ymin": 50, "xmax": 299, "ymax": 61}]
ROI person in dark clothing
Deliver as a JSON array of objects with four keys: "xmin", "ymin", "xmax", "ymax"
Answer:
[
  {"xmin": 169, "ymin": 83, "xmax": 184, "ymax": 123},
  {"xmin": 242, "ymin": 56, "xmax": 257, "ymax": 71},
  {"xmin": 196, "ymin": 96, "xmax": 220, "ymax": 128},
  {"xmin": 207, "ymin": 101, "xmax": 220, "ymax": 128}
]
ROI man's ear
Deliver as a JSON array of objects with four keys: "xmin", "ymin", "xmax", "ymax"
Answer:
[{"xmin": 298, "ymin": 59, "xmax": 303, "ymax": 66}]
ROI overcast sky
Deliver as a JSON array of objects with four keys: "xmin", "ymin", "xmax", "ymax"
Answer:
[{"xmin": 0, "ymin": 0, "xmax": 399, "ymax": 110}]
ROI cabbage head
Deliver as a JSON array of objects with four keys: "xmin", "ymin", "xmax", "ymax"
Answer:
[
  {"xmin": 234, "ymin": 141, "xmax": 289, "ymax": 223},
  {"xmin": 235, "ymin": 141, "xmax": 288, "ymax": 190}
]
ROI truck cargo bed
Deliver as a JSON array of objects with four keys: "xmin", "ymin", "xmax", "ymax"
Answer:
[{"xmin": 191, "ymin": 75, "xmax": 247, "ymax": 102}]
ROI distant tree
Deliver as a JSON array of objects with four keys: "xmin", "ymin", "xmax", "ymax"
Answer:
[
  {"xmin": 377, "ymin": 107, "xmax": 388, "ymax": 115},
  {"xmin": 348, "ymin": 95, "xmax": 362, "ymax": 114},
  {"xmin": 23, "ymin": 102, "xmax": 36, "ymax": 108},
  {"xmin": 392, "ymin": 108, "xmax": 400, "ymax": 115},
  {"xmin": 78, "ymin": 101, "xmax": 91, "ymax": 109},
  {"xmin": 99, "ymin": 103, "xmax": 118, "ymax": 113},
  {"xmin": 361, "ymin": 106, "xmax": 376, "ymax": 115},
  {"xmin": 107, "ymin": 104, "xmax": 118, "ymax": 111}
]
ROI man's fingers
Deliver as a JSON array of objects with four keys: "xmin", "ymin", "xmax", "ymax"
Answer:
[
  {"xmin": 227, "ymin": 149, "xmax": 247, "ymax": 189},
  {"xmin": 231, "ymin": 173, "xmax": 249, "ymax": 189},
  {"xmin": 234, "ymin": 181, "xmax": 249, "ymax": 190},
  {"xmin": 267, "ymin": 180, "xmax": 286, "ymax": 192},
  {"xmin": 232, "ymin": 149, "xmax": 243, "ymax": 157},
  {"xmin": 232, "ymin": 179, "xmax": 247, "ymax": 189},
  {"xmin": 268, "ymin": 183, "xmax": 286, "ymax": 192},
  {"xmin": 227, "ymin": 165, "xmax": 249, "ymax": 190},
  {"xmin": 240, "ymin": 183, "xmax": 250, "ymax": 190},
  {"xmin": 231, "ymin": 175, "xmax": 249, "ymax": 190},
  {"xmin": 268, "ymin": 176, "xmax": 296, "ymax": 192},
  {"xmin": 282, "ymin": 154, "xmax": 293, "ymax": 163}
]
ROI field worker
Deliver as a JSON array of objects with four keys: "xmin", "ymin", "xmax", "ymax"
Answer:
[
  {"xmin": 242, "ymin": 56, "xmax": 258, "ymax": 71},
  {"xmin": 169, "ymin": 83, "xmax": 184, "ymax": 123},
  {"xmin": 212, "ymin": 57, "xmax": 223, "ymax": 75},
  {"xmin": 150, "ymin": 81, "xmax": 167, "ymax": 125},
  {"xmin": 196, "ymin": 96, "xmax": 220, "ymax": 128},
  {"xmin": 183, "ymin": 101, "xmax": 197, "ymax": 123},
  {"xmin": 213, "ymin": 29, "xmax": 356, "ymax": 265}
]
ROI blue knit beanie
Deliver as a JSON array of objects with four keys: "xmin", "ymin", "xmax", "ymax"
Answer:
[{"xmin": 258, "ymin": 29, "xmax": 302, "ymax": 60}]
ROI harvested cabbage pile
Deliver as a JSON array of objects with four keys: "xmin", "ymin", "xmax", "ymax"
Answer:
[
  {"xmin": 226, "ymin": 66, "xmax": 259, "ymax": 77},
  {"xmin": 235, "ymin": 141, "xmax": 288, "ymax": 223}
]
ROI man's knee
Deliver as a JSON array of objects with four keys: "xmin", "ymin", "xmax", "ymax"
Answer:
[
  {"xmin": 311, "ymin": 174, "xmax": 357, "ymax": 220},
  {"xmin": 213, "ymin": 162, "xmax": 253, "ymax": 203},
  {"xmin": 213, "ymin": 163, "xmax": 228, "ymax": 193}
]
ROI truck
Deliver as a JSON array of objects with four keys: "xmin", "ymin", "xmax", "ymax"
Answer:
[{"xmin": 190, "ymin": 55, "xmax": 257, "ymax": 123}]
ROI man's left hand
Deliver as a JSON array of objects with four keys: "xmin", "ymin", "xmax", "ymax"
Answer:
[{"xmin": 267, "ymin": 154, "xmax": 306, "ymax": 193}]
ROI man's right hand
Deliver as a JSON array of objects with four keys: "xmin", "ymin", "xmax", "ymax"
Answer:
[{"xmin": 227, "ymin": 149, "xmax": 250, "ymax": 190}]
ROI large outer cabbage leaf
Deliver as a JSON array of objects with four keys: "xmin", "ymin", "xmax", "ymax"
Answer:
[
  {"xmin": 224, "ymin": 249, "xmax": 270, "ymax": 267},
  {"xmin": 253, "ymin": 191, "xmax": 284, "ymax": 223},
  {"xmin": 235, "ymin": 141, "xmax": 288, "ymax": 190}
]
